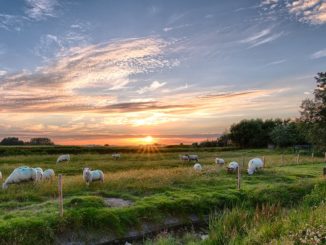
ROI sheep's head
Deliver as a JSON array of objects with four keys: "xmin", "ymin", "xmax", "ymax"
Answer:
[{"xmin": 247, "ymin": 168, "xmax": 255, "ymax": 175}]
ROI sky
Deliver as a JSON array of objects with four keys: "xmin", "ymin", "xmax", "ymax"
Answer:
[{"xmin": 0, "ymin": 0, "xmax": 326, "ymax": 145}]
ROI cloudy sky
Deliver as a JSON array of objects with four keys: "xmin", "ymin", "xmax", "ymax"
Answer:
[{"xmin": 0, "ymin": 0, "xmax": 326, "ymax": 145}]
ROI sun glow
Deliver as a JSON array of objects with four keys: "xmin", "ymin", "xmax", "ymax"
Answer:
[{"xmin": 142, "ymin": 136, "xmax": 154, "ymax": 144}]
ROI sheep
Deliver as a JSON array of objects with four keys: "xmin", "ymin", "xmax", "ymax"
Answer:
[
  {"xmin": 193, "ymin": 163, "xmax": 202, "ymax": 171},
  {"xmin": 43, "ymin": 169, "xmax": 55, "ymax": 180},
  {"xmin": 112, "ymin": 153, "xmax": 121, "ymax": 160},
  {"xmin": 56, "ymin": 154, "xmax": 70, "ymax": 163},
  {"xmin": 180, "ymin": 154, "xmax": 199, "ymax": 162},
  {"xmin": 2, "ymin": 166, "xmax": 38, "ymax": 189},
  {"xmin": 180, "ymin": 155, "xmax": 190, "ymax": 161},
  {"xmin": 83, "ymin": 168, "xmax": 104, "ymax": 186},
  {"xmin": 0, "ymin": 171, "xmax": 2, "ymax": 180},
  {"xmin": 34, "ymin": 167, "xmax": 43, "ymax": 181},
  {"xmin": 215, "ymin": 158, "xmax": 225, "ymax": 165},
  {"xmin": 188, "ymin": 154, "xmax": 199, "ymax": 162},
  {"xmin": 247, "ymin": 158, "xmax": 264, "ymax": 175},
  {"xmin": 227, "ymin": 161, "xmax": 239, "ymax": 173}
]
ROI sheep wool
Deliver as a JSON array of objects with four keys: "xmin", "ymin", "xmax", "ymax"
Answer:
[
  {"xmin": 2, "ymin": 166, "xmax": 38, "ymax": 189},
  {"xmin": 83, "ymin": 168, "xmax": 104, "ymax": 185},
  {"xmin": 193, "ymin": 163, "xmax": 202, "ymax": 171},
  {"xmin": 247, "ymin": 158, "xmax": 264, "ymax": 175},
  {"xmin": 112, "ymin": 153, "xmax": 121, "ymax": 160},
  {"xmin": 43, "ymin": 169, "xmax": 55, "ymax": 180},
  {"xmin": 215, "ymin": 158, "xmax": 225, "ymax": 165},
  {"xmin": 57, "ymin": 154, "xmax": 70, "ymax": 163},
  {"xmin": 228, "ymin": 161, "xmax": 239, "ymax": 170},
  {"xmin": 34, "ymin": 167, "xmax": 43, "ymax": 181}
]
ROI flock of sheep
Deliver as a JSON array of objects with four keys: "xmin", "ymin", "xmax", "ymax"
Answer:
[
  {"xmin": 0, "ymin": 153, "xmax": 263, "ymax": 190},
  {"xmin": 180, "ymin": 154, "xmax": 264, "ymax": 175},
  {"xmin": 0, "ymin": 154, "xmax": 107, "ymax": 190}
]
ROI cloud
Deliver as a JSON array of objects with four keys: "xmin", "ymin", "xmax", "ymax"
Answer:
[
  {"xmin": 0, "ymin": 14, "xmax": 27, "ymax": 31},
  {"xmin": 198, "ymin": 90, "xmax": 270, "ymax": 99},
  {"xmin": 264, "ymin": 59, "xmax": 286, "ymax": 66},
  {"xmin": 0, "ymin": 70, "xmax": 7, "ymax": 76},
  {"xmin": 310, "ymin": 48, "xmax": 326, "ymax": 59},
  {"xmin": 287, "ymin": 0, "xmax": 326, "ymax": 24},
  {"xmin": 163, "ymin": 24, "xmax": 190, "ymax": 32},
  {"xmin": 25, "ymin": 0, "xmax": 59, "ymax": 20},
  {"xmin": 0, "ymin": 37, "xmax": 179, "ymax": 113},
  {"xmin": 137, "ymin": 81, "xmax": 167, "ymax": 94},
  {"xmin": 239, "ymin": 28, "xmax": 283, "ymax": 48}
]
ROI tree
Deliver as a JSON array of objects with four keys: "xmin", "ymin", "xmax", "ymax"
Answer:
[
  {"xmin": 29, "ymin": 138, "xmax": 54, "ymax": 145},
  {"xmin": 0, "ymin": 137, "xmax": 24, "ymax": 145},
  {"xmin": 217, "ymin": 133, "xmax": 230, "ymax": 147},
  {"xmin": 300, "ymin": 72, "xmax": 326, "ymax": 149},
  {"xmin": 229, "ymin": 119, "xmax": 281, "ymax": 148},
  {"xmin": 270, "ymin": 122, "xmax": 304, "ymax": 147}
]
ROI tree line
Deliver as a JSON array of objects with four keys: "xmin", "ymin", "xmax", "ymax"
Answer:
[
  {"xmin": 194, "ymin": 72, "xmax": 326, "ymax": 150},
  {"xmin": 0, "ymin": 137, "xmax": 54, "ymax": 146}
]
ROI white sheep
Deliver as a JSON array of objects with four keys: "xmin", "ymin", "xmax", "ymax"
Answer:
[
  {"xmin": 188, "ymin": 154, "xmax": 199, "ymax": 161},
  {"xmin": 112, "ymin": 153, "xmax": 121, "ymax": 160},
  {"xmin": 34, "ymin": 167, "xmax": 43, "ymax": 181},
  {"xmin": 2, "ymin": 166, "xmax": 38, "ymax": 189},
  {"xmin": 227, "ymin": 161, "xmax": 239, "ymax": 173},
  {"xmin": 247, "ymin": 158, "xmax": 264, "ymax": 175},
  {"xmin": 193, "ymin": 163, "xmax": 202, "ymax": 171},
  {"xmin": 43, "ymin": 169, "xmax": 55, "ymax": 180},
  {"xmin": 180, "ymin": 154, "xmax": 199, "ymax": 162},
  {"xmin": 180, "ymin": 155, "xmax": 189, "ymax": 161},
  {"xmin": 83, "ymin": 168, "xmax": 104, "ymax": 186},
  {"xmin": 215, "ymin": 158, "xmax": 225, "ymax": 165},
  {"xmin": 0, "ymin": 171, "xmax": 2, "ymax": 180},
  {"xmin": 56, "ymin": 154, "xmax": 70, "ymax": 163}
]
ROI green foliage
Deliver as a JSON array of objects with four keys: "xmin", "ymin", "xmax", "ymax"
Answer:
[
  {"xmin": 270, "ymin": 121, "xmax": 307, "ymax": 147},
  {"xmin": 300, "ymin": 72, "xmax": 326, "ymax": 150},
  {"xmin": 229, "ymin": 119, "xmax": 282, "ymax": 148},
  {"xmin": 0, "ymin": 137, "xmax": 24, "ymax": 146}
]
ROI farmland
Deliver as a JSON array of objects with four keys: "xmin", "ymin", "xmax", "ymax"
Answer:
[{"xmin": 0, "ymin": 147, "xmax": 325, "ymax": 244}]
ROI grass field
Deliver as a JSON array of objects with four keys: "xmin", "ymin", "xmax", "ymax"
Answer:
[{"xmin": 0, "ymin": 147, "xmax": 325, "ymax": 244}]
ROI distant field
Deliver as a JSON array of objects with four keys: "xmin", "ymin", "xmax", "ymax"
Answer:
[{"xmin": 0, "ymin": 147, "xmax": 325, "ymax": 244}]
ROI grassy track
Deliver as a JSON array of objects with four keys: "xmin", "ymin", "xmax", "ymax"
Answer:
[{"xmin": 0, "ymin": 148, "xmax": 324, "ymax": 244}]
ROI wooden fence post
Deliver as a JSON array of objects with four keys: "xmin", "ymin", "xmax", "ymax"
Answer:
[
  {"xmin": 58, "ymin": 174, "xmax": 63, "ymax": 217},
  {"xmin": 242, "ymin": 155, "xmax": 245, "ymax": 168},
  {"xmin": 263, "ymin": 156, "xmax": 265, "ymax": 166},
  {"xmin": 237, "ymin": 165, "xmax": 241, "ymax": 190},
  {"xmin": 324, "ymin": 152, "xmax": 326, "ymax": 162},
  {"xmin": 312, "ymin": 152, "xmax": 314, "ymax": 163},
  {"xmin": 281, "ymin": 154, "xmax": 284, "ymax": 165},
  {"xmin": 296, "ymin": 154, "xmax": 300, "ymax": 164}
]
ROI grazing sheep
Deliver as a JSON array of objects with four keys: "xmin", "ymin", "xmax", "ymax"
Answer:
[
  {"xmin": 2, "ymin": 166, "xmax": 38, "ymax": 189},
  {"xmin": 247, "ymin": 158, "xmax": 264, "ymax": 175},
  {"xmin": 188, "ymin": 154, "xmax": 199, "ymax": 161},
  {"xmin": 193, "ymin": 163, "xmax": 202, "ymax": 171},
  {"xmin": 34, "ymin": 167, "xmax": 43, "ymax": 181},
  {"xmin": 215, "ymin": 158, "xmax": 225, "ymax": 165},
  {"xmin": 83, "ymin": 168, "xmax": 104, "ymax": 186},
  {"xmin": 56, "ymin": 154, "xmax": 70, "ymax": 163},
  {"xmin": 180, "ymin": 155, "xmax": 190, "ymax": 161},
  {"xmin": 43, "ymin": 169, "xmax": 55, "ymax": 180},
  {"xmin": 180, "ymin": 154, "xmax": 199, "ymax": 162},
  {"xmin": 112, "ymin": 153, "xmax": 121, "ymax": 160},
  {"xmin": 227, "ymin": 161, "xmax": 239, "ymax": 173}
]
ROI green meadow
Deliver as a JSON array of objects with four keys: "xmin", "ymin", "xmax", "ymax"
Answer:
[{"xmin": 0, "ymin": 147, "xmax": 325, "ymax": 244}]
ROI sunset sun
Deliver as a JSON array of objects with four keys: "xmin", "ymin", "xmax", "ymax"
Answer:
[{"xmin": 142, "ymin": 136, "xmax": 154, "ymax": 144}]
